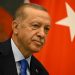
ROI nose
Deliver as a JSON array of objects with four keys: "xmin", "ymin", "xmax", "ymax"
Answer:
[{"xmin": 37, "ymin": 28, "xmax": 46, "ymax": 39}]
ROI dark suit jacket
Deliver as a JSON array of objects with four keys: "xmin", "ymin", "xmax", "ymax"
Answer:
[{"xmin": 0, "ymin": 39, "xmax": 49, "ymax": 75}]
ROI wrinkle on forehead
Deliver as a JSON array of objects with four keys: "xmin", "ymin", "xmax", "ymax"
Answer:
[{"xmin": 23, "ymin": 7, "xmax": 50, "ymax": 18}]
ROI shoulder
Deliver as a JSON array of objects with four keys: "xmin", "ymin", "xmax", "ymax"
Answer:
[
  {"xmin": 31, "ymin": 55, "xmax": 49, "ymax": 75},
  {"xmin": 0, "ymin": 39, "xmax": 11, "ymax": 56}
]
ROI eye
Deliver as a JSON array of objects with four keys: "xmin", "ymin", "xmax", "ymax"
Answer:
[
  {"xmin": 31, "ymin": 23, "xmax": 40, "ymax": 30},
  {"xmin": 44, "ymin": 26, "xmax": 50, "ymax": 34}
]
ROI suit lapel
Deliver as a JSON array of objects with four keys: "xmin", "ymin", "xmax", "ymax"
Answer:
[
  {"xmin": 3, "ymin": 52, "xmax": 18, "ymax": 75},
  {"xmin": 30, "ymin": 56, "xmax": 39, "ymax": 75},
  {"xmin": 0, "ymin": 39, "xmax": 18, "ymax": 75}
]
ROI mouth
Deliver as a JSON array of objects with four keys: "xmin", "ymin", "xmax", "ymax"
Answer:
[{"xmin": 33, "ymin": 40, "xmax": 43, "ymax": 46}]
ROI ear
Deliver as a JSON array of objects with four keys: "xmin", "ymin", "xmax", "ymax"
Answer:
[{"xmin": 12, "ymin": 20, "xmax": 19, "ymax": 35}]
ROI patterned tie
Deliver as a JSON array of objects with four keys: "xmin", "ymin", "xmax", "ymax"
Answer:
[{"xmin": 19, "ymin": 59, "xmax": 28, "ymax": 75}]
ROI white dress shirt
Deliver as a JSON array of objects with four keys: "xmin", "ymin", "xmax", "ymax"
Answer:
[{"xmin": 11, "ymin": 39, "xmax": 31, "ymax": 75}]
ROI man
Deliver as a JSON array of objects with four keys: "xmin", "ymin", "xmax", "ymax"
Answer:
[{"xmin": 0, "ymin": 3, "xmax": 51, "ymax": 75}]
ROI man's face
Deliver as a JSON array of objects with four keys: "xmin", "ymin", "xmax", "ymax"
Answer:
[{"xmin": 15, "ymin": 7, "xmax": 50, "ymax": 53}]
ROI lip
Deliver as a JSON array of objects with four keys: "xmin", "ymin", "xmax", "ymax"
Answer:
[{"xmin": 33, "ymin": 40, "xmax": 43, "ymax": 46}]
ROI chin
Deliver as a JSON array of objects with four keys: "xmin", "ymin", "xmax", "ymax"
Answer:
[
  {"xmin": 29, "ymin": 44, "xmax": 43, "ymax": 53},
  {"xmin": 30, "ymin": 47, "xmax": 41, "ymax": 53}
]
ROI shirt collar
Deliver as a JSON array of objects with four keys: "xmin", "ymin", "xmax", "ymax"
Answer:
[{"xmin": 11, "ymin": 38, "xmax": 31, "ymax": 67}]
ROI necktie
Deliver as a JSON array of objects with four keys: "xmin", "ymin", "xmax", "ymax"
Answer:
[{"xmin": 19, "ymin": 59, "xmax": 28, "ymax": 75}]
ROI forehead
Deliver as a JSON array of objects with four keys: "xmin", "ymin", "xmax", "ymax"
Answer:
[
  {"xmin": 22, "ymin": 7, "xmax": 50, "ymax": 23},
  {"xmin": 24, "ymin": 7, "xmax": 50, "ymax": 19}
]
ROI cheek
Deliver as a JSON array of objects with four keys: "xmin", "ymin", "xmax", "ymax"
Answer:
[
  {"xmin": 17, "ymin": 29, "xmax": 37, "ymax": 44},
  {"xmin": 20, "ymin": 32, "xmax": 30, "ymax": 42},
  {"xmin": 19, "ymin": 31, "xmax": 32, "ymax": 43}
]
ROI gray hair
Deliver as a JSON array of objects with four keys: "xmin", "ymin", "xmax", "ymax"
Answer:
[{"xmin": 13, "ymin": 3, "xmax": 48, "ymax": 20}]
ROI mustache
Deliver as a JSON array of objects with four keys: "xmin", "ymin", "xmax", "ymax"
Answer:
[
  {"xmin": 40, "ymin": 39, "xmax": 45, "ymax": 44},
  {"xmin": 32, "ymin": 38, "xmax": 45, "ymax": 44}
]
